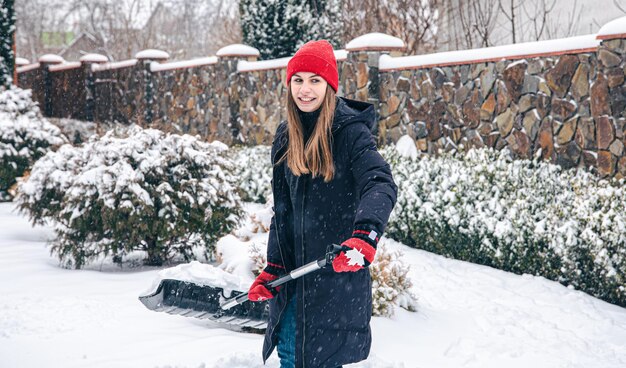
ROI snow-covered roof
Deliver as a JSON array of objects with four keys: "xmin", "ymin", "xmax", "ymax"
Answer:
[
  {"xmin": 48, "ymin": 62, "xmax": 82, "ymax": 72},
  {"xmin": 380, "ymin": 34, "xmax": 599, "ymax": 71},
  {"xmin": 92, "ymin": 59, "xmax": 138, "ymax": 73},
  {"xmin": 346, "ymin": 33, "xmax": 406, "ymax": 52},
  {"xmin": 597, "ymin": 15, "xmax": 626, "ymax": 40},
  {"xmin": 59, "ymin": 32, "xmax": 100, "ymax": 58},
  {"xmin": 38, "ymin": 54, "xmax": 64, "ymax": 64},
  {"xmin": 15, "ymin": 58, "xmax": 29, "ymax": 66},
  {"xmin": 237, "ymin": 49, "xmax": 347, "ymax": 72},
  {"xmin": 135, "ymin": 49, "xmax": 169, "ymax": 60},
  {"xmin": 150, "ymin": 57, "xmax": 218, "ymax": 72},
  {"xmin": 79, "ymin": 53, "xmax": 108, "ymax": 63},
  {"xmin": 16, "ymin": 63, "xmax": 40, "ymax": 73},
  {"xmin": 216, "ymin": 44, "xmax": 260, "ymax": 57}
]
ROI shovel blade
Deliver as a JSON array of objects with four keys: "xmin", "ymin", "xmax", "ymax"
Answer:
[{"xmin": 139, "ymin": 279, "xmax": 269, "ymax": 332}]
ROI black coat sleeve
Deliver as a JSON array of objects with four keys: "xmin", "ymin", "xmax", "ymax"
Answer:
[
  {"xmin": 348, "ymin": 122, "xmax": 398, "ymax": 244},
  {"xmin": 265, "ymin": 122, "xmax": 289, "ymax": 275}
]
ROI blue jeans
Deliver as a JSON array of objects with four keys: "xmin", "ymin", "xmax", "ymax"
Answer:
[
  {"xmin": 276, "ymin": 297, "xmax": 342, "ymax": 368},
  {"xmin": 277, "ymin": 297, "xmax": 296, "ymax": 368}
]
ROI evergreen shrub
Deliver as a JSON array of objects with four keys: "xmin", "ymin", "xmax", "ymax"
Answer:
[
  {"xmin": 17, "ymin": 126, "xmax": 243, "ymax": 268},
  {"xmin": 383, "ymin": 146, "xmax": 626, "ymax": 307},
  {"xmin": 230, "ymin": 145, "xmax": 272, "ymax": 203},
  {"xmin": 0, "ymin": 87, "xmax": 66, "ymax": 201},
  {"xmin": 370, "ymin": 244, "xmax": 418, "ymax": 316}
]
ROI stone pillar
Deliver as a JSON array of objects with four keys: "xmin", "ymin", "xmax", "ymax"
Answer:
[
  {"xmin": 37, "ymin": 54, "xmax": 64, "ymax": 117},
  {"xmin": 343, "ymin": 33, "xmax": 406, "ymax": 137},
  {"xmin": 79, "ymin": 53, "xmax": 108, "ymax": 122},
  {"xmin": 595, "ymin": 16, "xmax": 626, "ymax": 177},
  {"xmin": 14, "ymin": 57, "xmax": 29, "ymax": 88},
  {"xmin": 135, "ymin": 49, "xmax": 169, "ymax": 126},
  {"xmin": 216, "ymin": 44, "xmax": 260, "ymax": 145}
]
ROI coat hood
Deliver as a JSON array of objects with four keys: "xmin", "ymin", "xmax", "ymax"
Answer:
[{"xmin": 332, "ymin": 96, "xmax": 376, "ymax": 133}]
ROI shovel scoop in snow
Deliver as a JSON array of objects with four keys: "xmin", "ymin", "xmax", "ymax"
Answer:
[
  {"xmin": 139, "ymin": 278, "xmax": 271, "ymax": 331},
  {"xmin": 138, "ymin": 244, "xmax": 345, "ymax": 332}
]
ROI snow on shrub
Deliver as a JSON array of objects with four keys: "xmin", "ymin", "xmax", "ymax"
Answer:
[
  {"xmin": 0, "ymin": 86, "xmax": 41, "ymax": 117},
  {"xmin": 370, "ymin": 243, "xmax": 418, "ymax": 317},
  {"xmin": 0, "ymin": 87, "xmax": 67, "ymax": 201},
  {"xmin": 16, "ymin": 125, "xmax": 243, "ymax": 268},
  {"xmin": 221, "ymin": 202, "xmax": 274, "ymax": 278},
  {"xmin": 382, "ymin": 145, "xmax": 626, "ymax": 307},
  {"xmin": 230, "ymin": 145, "xmax": 272, "ymax": 203}
]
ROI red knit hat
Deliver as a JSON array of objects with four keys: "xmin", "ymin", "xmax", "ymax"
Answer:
[{"xmin": 286, "ymin": 40, "xmax": 339, "ymax": 92}]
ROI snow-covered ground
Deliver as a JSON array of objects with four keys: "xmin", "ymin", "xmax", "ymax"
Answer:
[{"xmin": 1, "ymin": 201, "xmax": 626, "ymax": 368}]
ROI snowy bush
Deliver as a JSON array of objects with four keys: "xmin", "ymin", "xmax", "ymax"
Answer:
[
  {"xmin": 47, "ymin": 117, "xmax": 97, "ymax": 145},
  {"xmin": 0, "ymin": 86, "xmax": 41, "ymax": 117},
  {"xmin": 248, "ymin": 243, "xmax": 266, "ymax": 277},
  {"xmin": 383, "ymin": 146, "xmax": 626, "ymax": 307},
  {"xmin": 0, "ymin": 87, "xmax": 67, "ymax": 201},
  {"xmin": 16, "ymin": 126, "xmax": 243, "ymax": 268},
  {"xmin": 370, "ymin": 244, "xmax": 418, "ymax": 317},
  {"xmin": 229, "ymin": 145, "xmax": 272, "ymax": 203}
]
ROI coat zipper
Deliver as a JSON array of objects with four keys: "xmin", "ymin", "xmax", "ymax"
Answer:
[{"xmin": 301, "ymin": 178, "xmax": 307, "ymax": 367}]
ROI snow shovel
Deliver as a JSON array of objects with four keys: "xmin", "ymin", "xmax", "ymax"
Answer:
[{"xmin": 138, "ymin": 243, "xmax": 346, "ymax": 332}]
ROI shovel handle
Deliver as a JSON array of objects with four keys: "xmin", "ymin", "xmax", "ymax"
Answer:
[{"xmin": 220, "ymin": 243, "xmax": 346, "ymax": 310}]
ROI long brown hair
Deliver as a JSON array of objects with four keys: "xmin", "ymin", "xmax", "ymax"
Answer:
[{"xmin": 278, "ymin": 85, "xmax": 336, "ymax": 182}]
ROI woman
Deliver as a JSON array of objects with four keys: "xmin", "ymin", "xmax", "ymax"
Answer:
[{"xmin": 248, "ymin": 40, "xmax": 397, "ymax": 368}]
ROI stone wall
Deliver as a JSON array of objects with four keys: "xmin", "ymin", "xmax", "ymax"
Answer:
[
  {"xmin": 230, "ymin": 67, "xmax": 287, "ymax": 145},
  {"xmin": 376, "ymin": 30, "xmax": 626, "ymax": 178},
  {"xmin": 150, "ymin": 63, "xmax": 221, "ymax": 139},
  {"xmin": 15, "ymin": 16, "xmax": 626, "ymax": 176},
  {"xmin": 16, "ymin": 67, "xmax": 45, "ymax": 112},
  {"xmin": 93, "ymin": 61, "xmax": 147, "ymax": 126},
  {"xmin": 48, "ymin": 65, "xmax": 87, "ymax": 120}
]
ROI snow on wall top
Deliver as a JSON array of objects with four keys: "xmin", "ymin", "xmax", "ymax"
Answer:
[
  {"xmin": 237, "ymin": 49, "xmax": 347, "ymax": 72},
  {"xmin": 238, "ymin": 57, "xmax": 291, "ymax": 72},
  {"xmin": 597, "ymin": 15, "xmax": 626, "ymax": 40},
  {"xmin": 334, "ymin": 50, "xmax": 348, "ymax": 61},
  {"xmin": 79, "ymin": 54, "xmax": 108, "ymax": 63},
  {"xmin": 91, "ymin": 59, "xmax": 138, "ymax": 73},
  {"xmin": 135, "ymin": 49, "xmax": 169, "ymax": 60},
  {"xmin": 346, "ymin": 33, "xmax": 405, "ymax": 52},
  {"xmin": 380, "ymin": 34, "xmax": 600, "ymax": 71},
  {"xmin": 216, "ymin": 44, "xmax": 260, "ymax": 57},
  {"xmin": 16, "ymin": 63, "xmax": 40, "ymax": 73},
  {"xmin": 49, "ymin": 62, "xmax": 82, "ymax": 72},
  {"xmin": 38, "ymin": 54, "xmax": 64, "ymax": 64},
  {"xmin": 15, "ymin": 58, "xmax": 29, "ymax": 66},
  {"xmin": 150, "ymin": 57, "xmax": 219, "ymax": 72}
]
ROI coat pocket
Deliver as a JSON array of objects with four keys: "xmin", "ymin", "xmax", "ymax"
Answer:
[{"xmin": 304, "ymin": 268, "xmax": 372, "ymax": 331}]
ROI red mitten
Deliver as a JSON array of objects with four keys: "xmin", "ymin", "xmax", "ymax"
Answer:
[
  {"xmin": 248, "ymin": 270, "xmax": 279, "ymax": 301},
  {"xmin": 332, "ymin": 230, "xmax": 378, "ymax": 273}
]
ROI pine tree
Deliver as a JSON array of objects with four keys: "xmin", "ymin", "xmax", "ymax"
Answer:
[
  {"xmin": 307, "ymin": 0, "xmax": 342, "ymax": 49},
  {"xmin": 240, "ymin": 0, "xmax": 342, "ymax": 60},
  {"xmin": 0, "ymin": 0, "xmax": 15, "ymax": 88}
]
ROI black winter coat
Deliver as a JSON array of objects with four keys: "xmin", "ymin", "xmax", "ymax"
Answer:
[{"xmin": 262, "ymin": 97, "xmax": 398, "ymax": 367}]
